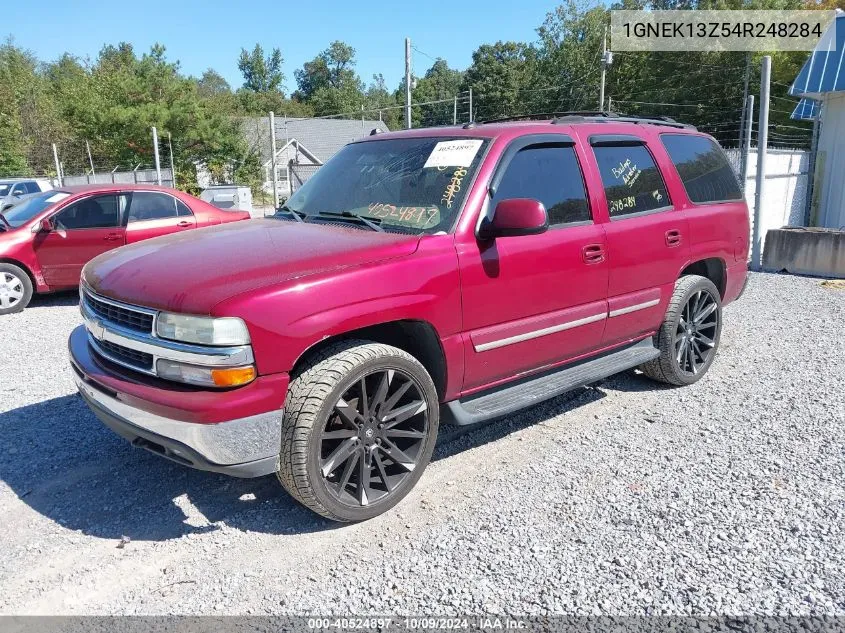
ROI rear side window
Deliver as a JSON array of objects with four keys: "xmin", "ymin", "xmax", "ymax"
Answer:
[
  {"xmin": 127, "ymin": 192, "xmax": 180, "ymax": 222},
  {"xmin": 592, "ymin": 144, "xmax": 670, "ymax": 218},
  {"xmin": 661, "ymin": 134, "xmax": 743, "ymax": 203},
  {"xmin": 25, "ymin": 182, "xmax": 40, "ymax": 193},
  {"xmin": 492, "ymin": 145, "xmax": 590, "ymax": 226},
  {"xmin": 176, "ymin": 199, "xmax": 193, "ymax": 217}
]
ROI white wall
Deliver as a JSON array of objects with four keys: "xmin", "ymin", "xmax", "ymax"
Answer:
[
  {"xmin": 725, "ymin": 147, "xmax": 810, "ymax": 251},
  {"xmin": 813, "ymin": 93, "xmax": 845, "ymax": 230}
]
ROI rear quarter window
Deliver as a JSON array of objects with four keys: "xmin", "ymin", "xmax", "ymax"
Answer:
[{"xmin": 661, "ymin": 134, "xmax": 743, "ymax": 204}]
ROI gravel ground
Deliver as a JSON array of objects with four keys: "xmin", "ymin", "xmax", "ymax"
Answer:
[{"xmin": 0, "ymin": 272, "xmax": 843, "ymax": 616}]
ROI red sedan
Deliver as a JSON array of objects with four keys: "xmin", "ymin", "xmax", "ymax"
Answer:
[{"xmin": 0, "ymin": 185, "xmax": 250, "ymax": 314}]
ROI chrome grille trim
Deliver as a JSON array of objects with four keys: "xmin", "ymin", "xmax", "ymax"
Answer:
[
  {"xmin": 81, "ymin": 285, "xmax": 157, "ymax": 334},
  {"xmin": 80, "ymin": 292, "xmax": 254, "ymax": 376}
]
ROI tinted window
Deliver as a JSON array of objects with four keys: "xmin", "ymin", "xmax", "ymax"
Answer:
[
  {"xmin": 593, "ymin": 144, "xmax": 670, "ymax": 218},
  {"xmin": 492, "ymin": 145, "xmax": 590, "ymax": 226},
  {"xmin": 661, "ymin": 135, "xmax": 743, "ymax": 203},
  {"xmin": 25, "ymin": 182, "xmax": 41, "ymax": 194},
  {"xmin": 11, "ymin": 183, "xmax": 27, "ymax": 196},
  {"xmin": 55, "ymin": 196, "xmax": 120, "ymax": 230},
  {"xmin": 176, "ymin": 199, "xmax": 193, "ymax": 217},
  {"xmin": 127, "ymin": 192, "xmax": 182, "ymax": 222}
]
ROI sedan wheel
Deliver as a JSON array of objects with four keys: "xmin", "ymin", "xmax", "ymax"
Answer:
[{"xmin": 0, "ymin": 264, "xmax": 33, "ymax": 315}]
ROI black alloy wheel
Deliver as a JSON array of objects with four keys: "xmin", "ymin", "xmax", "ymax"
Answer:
[{"xmin": 319, "ymin": 368, "xmax": 430, "ymax": 507}]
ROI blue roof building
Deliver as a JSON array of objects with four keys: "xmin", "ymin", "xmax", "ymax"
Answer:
[{"xmin": 789, "ymin": 10, "xmax": 845, "ymax": 229}]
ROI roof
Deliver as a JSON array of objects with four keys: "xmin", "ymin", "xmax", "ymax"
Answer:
[
  {"xmin": 789, "ymin": 10, "xmax": 845, "ymax": 99},
  {"xmin": 241, "ymin": 116, "xmax": 391, "ymax": 165},
  {"xmin": 55, "ymin": 184, "xmax": 184, "ymax": 195},
  {"xmin": 791, "ymin": 98, "xmax": 820, "ymax": 121}
]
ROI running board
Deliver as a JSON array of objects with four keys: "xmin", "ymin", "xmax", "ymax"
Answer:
[{"xmin": 444, "ymin": 338, "xmax": 660, "ymax": 426}]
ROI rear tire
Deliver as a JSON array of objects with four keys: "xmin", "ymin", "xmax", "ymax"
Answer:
[
  {"xmin": 277, "ymin": 340, "xmax": 439, "ymax": 522},
  {"xmin": 0, "ymin": 263, "xmax": 33, "ymax": 315},
  {"xmin": 640, "ymin": 275, "xmax": 722, "ymax": 386}
]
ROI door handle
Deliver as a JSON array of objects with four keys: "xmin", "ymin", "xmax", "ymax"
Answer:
[
  {"xmin": 103, "ymin": 233, "xmax": 122, "ymax": 241},
  {"xmin": 177, "ymin": 220, "xmax": 192, "ymax": 227},
  {"xmin": 582, "ymin": 243, "xmax": 605, "ymax": 264},
  {"xmin": 665, "ymin": 229, "xmax": 682, "ymax": 247}
]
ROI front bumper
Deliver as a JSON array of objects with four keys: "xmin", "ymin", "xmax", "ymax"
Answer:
[{"xmin": 70, "ymin": 326, "xmax": 284, "ymax": 478}]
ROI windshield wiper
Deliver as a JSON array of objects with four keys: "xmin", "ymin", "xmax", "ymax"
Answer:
[
  {"xmin": 273, "ymin": 205, "xmax": 305, "ymax": 223},
  {"xmin": 317, "ymin": 211, "xmax": 384, "ymax": 232}
]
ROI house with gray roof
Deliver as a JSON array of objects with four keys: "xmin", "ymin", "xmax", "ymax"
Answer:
[{"xmin": 241, "ymin": 116, "xmax": 390, "ymax": 196}]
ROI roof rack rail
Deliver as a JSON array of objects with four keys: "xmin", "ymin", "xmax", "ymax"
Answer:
[{"xmin": 477, "ymin": 111, "xmax": 695, "ymax": 130}]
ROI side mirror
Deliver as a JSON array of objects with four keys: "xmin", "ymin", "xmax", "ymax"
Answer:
[
  {"xmin": 39, "ymin": 218, "xmax": 53, "ymax": 232},
  {"xmin": 478, "ymin": 198, "xmax": 548, "ymax": 240}
]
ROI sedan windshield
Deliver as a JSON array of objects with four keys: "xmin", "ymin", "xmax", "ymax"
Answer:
[
  {"xmin": 3, "ymin": 191, "xmax": 70, "ymax": 228},
  {"xmin": 282, "ymin": 136, "xmax": 489, "ymax": 234}
]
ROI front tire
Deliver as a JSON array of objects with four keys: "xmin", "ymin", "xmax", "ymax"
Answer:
[
  {"xmin": 277, "ymin": 340, "xmax": 439, "ymax": 522},
  {"xmin": 641, "ymin": 275, "xmax": 722, "ymax": 386},
  {"xmin": 0, "ymin": 263, "xmax": 33, "ymax": 315}
]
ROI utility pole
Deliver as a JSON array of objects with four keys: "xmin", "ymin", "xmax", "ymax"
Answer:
[
  {"xmin": 741, "ymin": 94, "xmax": 754, "ymax": 189},
  {"xmin": 453, "ymin": 96, "xmax": 457, "ymax": 125},
  {"xmin": 739, "ymin": 52, "xmax": 751, "ymax": 153},
  {"xmin": 152, "ymin": 126, "xmax": 162, "ymax": 185},
  {"xmin": 167, "ymin": 132, "xmax": 176, "ymax": 189},
  {"xmin": 52, "ymin": 143, "xmax": 62, "ymax": 187},
  {"xmin": 85, "ymin": 140, "xmax": 96, "ymax": 177},
  {"xmin": 405, "ymin": 38, "xmax": 412, "ymax": 130},
  {"xmin": 468, "ymin": 88, "xmax": 473, "ymax": 123},
  {"xmin": 269, "ymin": 111, "xmax": 279, "ymax": 208},
  {"xmin": 599, "ymin": 26, "xmax": 613, "ymax": 111},
  {"xmin": 751, "ymin": 56, "xmax": 771, "ymax": 271}
]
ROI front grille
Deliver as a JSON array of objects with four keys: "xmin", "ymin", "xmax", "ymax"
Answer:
[
  {"xmin": 83, "ymin": 289, "xmax": 154, "ymax": 333},
  {"xmin": 95, "ymin": 339, "xmax": 154, "ymax": 372}
]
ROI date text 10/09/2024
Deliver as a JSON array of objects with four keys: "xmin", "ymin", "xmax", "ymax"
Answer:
[{"xmin": 307, "ymin": 617, "xmax": 528, "ymax": 630}]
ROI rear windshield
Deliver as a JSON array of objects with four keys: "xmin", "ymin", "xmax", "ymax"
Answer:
[
  {"xmin": 281, "ymin": 136, "xmax": 489, "ymax": 234},
  {"xmin": 660, "ymin": 134, "xmax": 743, "ymax": 204},
  {"xmin": 2, "ymin": 191, "xmax": 70, "ymax": 228}
]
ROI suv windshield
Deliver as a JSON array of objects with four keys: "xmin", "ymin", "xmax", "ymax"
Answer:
[
  {"xmin": 2, "ymin": 191, "xmax": 70, "ymax": 228},
  {"xmin": 282, "ymin": 136, "xmax": 489, "ymax": 234}
]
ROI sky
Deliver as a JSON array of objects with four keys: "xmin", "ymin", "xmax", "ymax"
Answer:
[{"xmin": 6, "ymin": 0, "xmax": 558, "ymax": 92}]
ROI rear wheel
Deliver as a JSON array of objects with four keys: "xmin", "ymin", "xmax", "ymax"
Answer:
[
  {"xmin": 641, "ymin": 275, "xmax": 722, "ymax": 386},
  {"xmin": 0, "ymin": 264, "xmax": 33, "ymax": 315},
  {"xmin": 277, "ymin": 340, "xmax": 439, "ymax": 522}
]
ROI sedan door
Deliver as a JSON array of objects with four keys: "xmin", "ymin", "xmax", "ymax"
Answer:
[
  {"xmin": 124, "ymin": 191, "xmax": 196, "ymax": 245},
  {"xmin": 33, "ymin": 194, "xmax": 125, "ymax": 288},
  {"xmin": 457, "ymin": 137, "xmax": 609, "ymax": 391}
]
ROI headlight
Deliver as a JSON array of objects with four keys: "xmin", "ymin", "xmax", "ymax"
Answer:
[
  {"xmin": 155, "ymin": 313, "xmax": 250, "ymax": 346},
  {"xmin": 156, "ymin": 359, "xmax": 256, "ymax": 387}
]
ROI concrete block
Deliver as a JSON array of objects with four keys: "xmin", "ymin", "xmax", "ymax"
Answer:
[{"xmin": 763, "ymin": 227, "xmax": 845, "ymax": 278}]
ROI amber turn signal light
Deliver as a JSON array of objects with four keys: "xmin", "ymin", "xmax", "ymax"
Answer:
[{"xmin": 210, "ymin": 366, "xmax": 256, "ymax": 387}]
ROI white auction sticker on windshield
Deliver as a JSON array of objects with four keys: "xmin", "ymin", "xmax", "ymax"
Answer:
[
  {"xmin": 46, "ymin": 193, "xmax": 70, "ymax": 203},
  {"xmin": 424, "ymin": 139, "xmax": 483, "ymax": 169}
]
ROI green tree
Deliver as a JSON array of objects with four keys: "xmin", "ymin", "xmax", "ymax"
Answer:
[
  {"xmin": 294, "ymin": 41, "xmax": 364, "ymax": 107},
  {"xmin": 238, "ymin": 44, "xmax": 285, "ymax": 93},
  {"xmin": 461, "ymin": 42, "xmax": 539, "ymax": 120}
]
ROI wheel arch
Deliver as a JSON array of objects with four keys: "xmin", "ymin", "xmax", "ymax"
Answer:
[
  {"xmin": 291, "ymin": 319, "xmax": 448, "ymax": 401},
  {"xmin": 0, "ymin": 258, "xmax": 38, "ymax": 292},
  {"xmin": 679, "ymin": 257, "xmax": 726, "ymax": 298}
]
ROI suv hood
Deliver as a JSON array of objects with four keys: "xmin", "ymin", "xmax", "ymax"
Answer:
[{"xmin": 84, "ymin": 219, "xmax": 421, "ymax": 314}]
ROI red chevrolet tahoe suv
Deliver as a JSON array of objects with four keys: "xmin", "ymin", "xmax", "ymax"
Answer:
[{"xmin": 69, "ymin": 115, "xmax": 749, "ymax": 522}]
